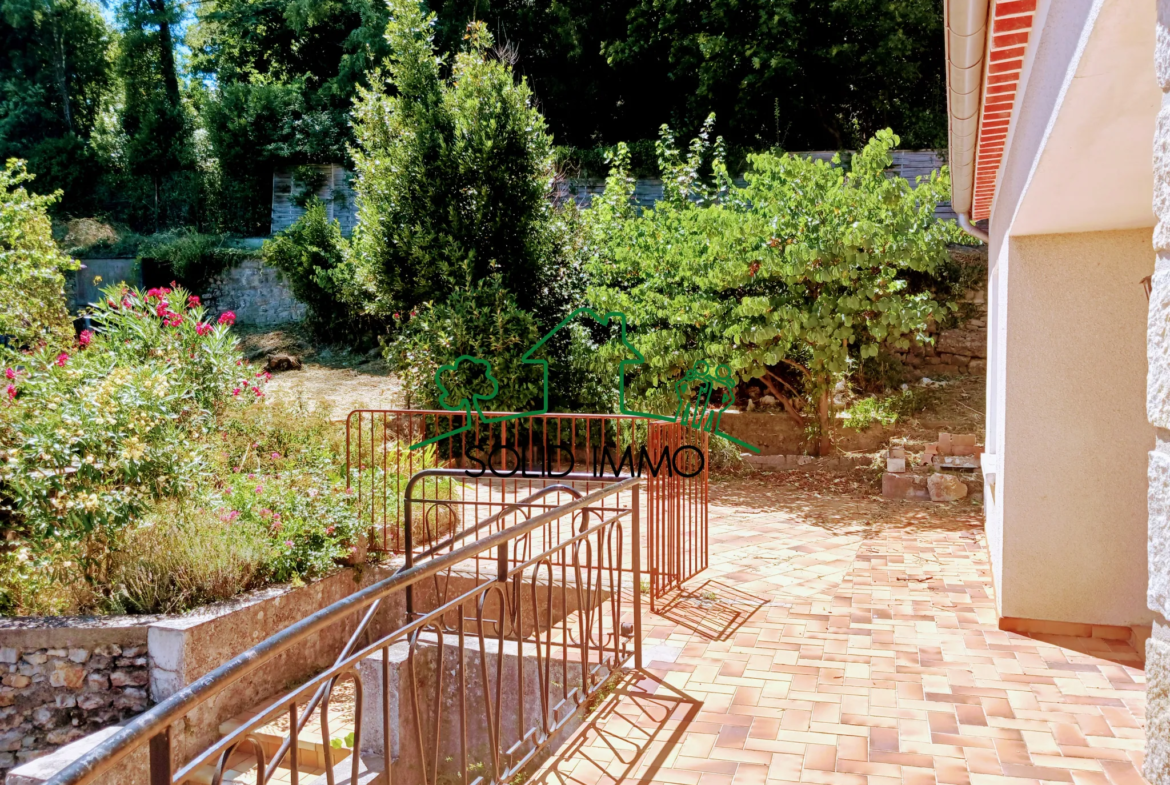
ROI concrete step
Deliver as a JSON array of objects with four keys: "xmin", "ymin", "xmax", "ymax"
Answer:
[{"xmin": 218, "ymin": 703, "xmax": 354, "ymax": 771}]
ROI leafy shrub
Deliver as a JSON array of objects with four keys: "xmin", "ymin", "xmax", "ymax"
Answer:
[
  {"xmin": 0, "ymin": 160, "xmax": 79, "ymax": 349},
  {"xmin": 0, "ymin": 283, "xmax": 245, "ymax": 579},
  {"xmin": 263, "ymin": 198, "xmax": 371, "ymax": 341},
  {"xmin": 0, "ymin": 248, "xmax": 382, "ymax": 617},
  {"xmin": 56, "ymin": 217, "xmax": 120, "ymax": 255},
  {"xmin": 137, "ymin": 229, "xmax": 250, "ymax": 294},
  {"xmin": 209, "ymin": 401, "xmax": 362, "ymax": 581},
  {"xmin": 584, "ymin": 122, "xmax": 964, "ymax": 453},
  {"xmin": 388, "ymin": 278, "xmax": 541, "ymax": 413}
]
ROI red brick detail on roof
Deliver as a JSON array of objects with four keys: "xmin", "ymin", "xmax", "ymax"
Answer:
[
  {"xmin": 972, "ymin": 0, "xmax": 1037, "ymax": 221},
  {"xmin": 992, "ymin": 31, "xmax": 1030, "ymax": 47}
]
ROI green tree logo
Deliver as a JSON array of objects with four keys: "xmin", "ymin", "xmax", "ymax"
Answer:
[
  {"xmin": 410, "ymin": 356, "xmax": 500, "ymax": 449},
  {"xmin": 409, "ymin": 307, "xmax": 759, "ymax": 453}
]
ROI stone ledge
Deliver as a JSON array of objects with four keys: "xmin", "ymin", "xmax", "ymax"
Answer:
[{"xmin": 0, "ymin": 618, "xmax": 154, "ymax": 651}]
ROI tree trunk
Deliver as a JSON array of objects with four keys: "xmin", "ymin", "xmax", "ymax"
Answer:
[
  {"xmin": 759, "ymin": 373, "xmax": 806, "ymax": 431},
  {"xmin": 817, "ymin": 388, "xmax": 832, "ymax": 456},
  {"xmin": 153, "ymin": 177, "xmax": 160, "ymax": 233},
  {"xmin": 50, "ymin": 17, "xmax": 73, "ymax": 133}
]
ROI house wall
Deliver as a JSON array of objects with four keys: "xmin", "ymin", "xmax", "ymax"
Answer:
[{"xmin": 989, "ymin": 229, "xmax": 1153, "ymax": 626}]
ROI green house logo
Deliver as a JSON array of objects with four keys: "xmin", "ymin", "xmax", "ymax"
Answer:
[{"xmin": 410, "ymin": 306, "xmax": 760, "ymax": 453}]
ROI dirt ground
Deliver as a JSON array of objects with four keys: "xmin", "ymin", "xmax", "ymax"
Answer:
[{"xmin": 235, "ymin": 324, "xmax": 404, "ymax": 418}]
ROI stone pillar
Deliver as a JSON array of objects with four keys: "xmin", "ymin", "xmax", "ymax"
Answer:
[{"xmin": 1148, "ymin": 4, "xmax": 1170, "ymax": 781}]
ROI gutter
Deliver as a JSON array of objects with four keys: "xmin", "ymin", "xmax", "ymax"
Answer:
[
  {"xmin": 957, "ymin": 212, "xmax": 990, "ymax": 242},
  {"xmin": 945, "ymin": 0, "xmax": 991, "ymax": 243}
]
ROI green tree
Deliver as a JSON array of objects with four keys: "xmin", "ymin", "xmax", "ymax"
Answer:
[
  {"xmin": 117, "ymin": 0, "xmax": 193, "ymax": 231},
  {"xmin": 189, "ymin": 0, "xmax": 390, "ymax": 233},
  {"xmin": 346, "ymin": 0, "xmax": 570, "ymax": 320},
  {"xmin": 0, "ymin": 159, "xmax": 78, "ymax": 349},
  {"xmin": 602, "ymin": 0, "xmax": 946, "ymax": 150},
  {"xmin": 0, "ymin": 0, "xmax": 112, "ymax": 212},
  {"xmin": 585, "ymin": 122, "xmax": 960, "ymax": 454}
]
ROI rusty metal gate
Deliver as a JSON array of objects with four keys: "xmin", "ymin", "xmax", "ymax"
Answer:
[{"xmin": 345, "ymin": 409, "xmax": 708, "ymax": 610}]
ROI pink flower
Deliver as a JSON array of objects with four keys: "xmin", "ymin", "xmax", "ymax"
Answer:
[
  {"xmin": 247, "ymin": 473, "xmax": 256, "ymax": 479},
  {"xmin": 155, "ymin": 303, "xmax": 169, "ymax": 318},
  {"xmin": 78, "ymin": 330, "xmax": 94, "ymax": 348},
  {"xmin": 218, "ymin": 311, "xmax": 236, "ymax": 326},
  {"xmin": 253, "ymin": 388, "xmax": 264, "ymax": 398},
  {"xmin": 4, "ymin": 368, "xmax": 14, "ymax": 380},
  {"xmin": 107, "ymin": 299, "xmax": 117, "ymax": 308},
  {"xmin": 55, "ymin": 353, "xmax": 68, "ymax": 367},
  {"xmin": 270, "ymin": 452, "xmax": 281, "ymax": 459},
  {"xmin": 393, "ymin": 312, "xmax": 400, "ymax": 319},
  {"xmin": 254, "ymin": 371, "xmax": 271, "ymax": 380},
  {"xmin": 255, "ymin": 485, "xmax": 264, "ymax": 494},
  {"xmin": 188, "ymin": 295, "xmax": 201, "ymax": 308},
  {"xmin": 220, "ymin": 510, "xmax": 240, "ymax": 523},
  {"xmin": 284, "ymin": 540, "xmax": 294, "ymax": 548},
  {"xmin": 164, "ymin": 314, "xmax": 183, "ymax": 327},
  {"xmin": 259, "ymin": 508, "xmax": 272, "ymax": 518},
  {"xmin": 5, "ymin": 383, "xmax": 16, "ymax": 400},
  {"xmin": 410, "ymin": 309, "xmax": 418, "ymax": 317},
  {"xmin": 325, "ymin": 526, "xmax": 335, "ymax": 535},
  {"xmin": 232, "ymin": 387, "xmax": 241, "ymax": 396},
  {"xmin": 196, "ymin": 323, "xmax": 212, "ymax": 336}
]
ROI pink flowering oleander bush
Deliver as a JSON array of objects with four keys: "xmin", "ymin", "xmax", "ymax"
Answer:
[
  {"xmin": 0, "ymin": 284, "xmax": 243, "ymax": 562},
  {"xmin": 0, "ymin": 285, "xmax": 365, "ymax": 615}
]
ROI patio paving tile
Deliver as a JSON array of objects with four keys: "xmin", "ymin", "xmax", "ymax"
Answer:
[{"xmin": 533, "ymin": 476, "xmax": 1148, "ymax": 785}]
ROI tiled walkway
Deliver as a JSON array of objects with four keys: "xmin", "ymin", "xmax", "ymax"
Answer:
[{"xmin": 535, "ymin": 475, "xmax": 1148, "ymax": 785}]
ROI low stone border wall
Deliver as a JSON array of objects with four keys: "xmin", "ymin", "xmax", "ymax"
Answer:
[
  {"xmin": 0, "ymin": 620, "xmax": 155, "ymax": 773},
  {"xmin": 2, "ymin": 566, "xmax": 399, "ymax": 784}
]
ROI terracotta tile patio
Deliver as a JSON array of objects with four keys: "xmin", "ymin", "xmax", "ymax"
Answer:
[{"xmin": 534, "ymin": 475, "xmax": 1148, "ymax": 785}]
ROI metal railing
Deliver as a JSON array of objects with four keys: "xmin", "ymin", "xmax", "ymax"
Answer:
[
  {"xmin": 345, "ymin": 409, "xmax": 708, "ymax": 610},
  {"xmin": 45, "ymin": 476, "xmax": 644, "ymax": 785}
]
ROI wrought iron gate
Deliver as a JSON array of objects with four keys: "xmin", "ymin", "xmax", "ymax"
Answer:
[{"xmin": 344, "ymin": 409, "xmax": 708, "ymax": 610}]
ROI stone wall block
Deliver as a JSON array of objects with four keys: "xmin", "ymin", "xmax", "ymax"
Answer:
[
  {"xmin": 1150, "ymin": 450, "xmax": 1170, "ymax": 619},
  {"xmin": 1154, "ymin": 98, "xmax": 1170, "ymax": 252},
  {"xmin": 1148, "ymin": 626, "xmax": 1170, "ymax": 785},
  {"xmin": 1150, "ymin": 267, "xmax": 1170, "ymax": 429},
  {"xmin": 1159, "ymin": 0, "xmax": 1170, "ymax": 91}
]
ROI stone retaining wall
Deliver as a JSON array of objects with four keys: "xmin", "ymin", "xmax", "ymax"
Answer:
[
  {"xmin": 200, "ymin": 258, "xmax": 307, "ymax": 327},
  {"xmin": 0, "ymin": 623, "xmax": 152, "ymax": 776},
  {"xmin": 887, "ymin": 245, "xmax": 988, "ymax": 380}
]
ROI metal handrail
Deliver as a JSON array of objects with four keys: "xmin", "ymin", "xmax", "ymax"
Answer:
[{"xmin": 45, "ymin": 475, "xmax": 644, "ymax": 785}]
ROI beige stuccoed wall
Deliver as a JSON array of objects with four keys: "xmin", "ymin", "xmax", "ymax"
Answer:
[{"xmin": 996, "ymin": 229, "xmax": 1154, "ymax": 625}]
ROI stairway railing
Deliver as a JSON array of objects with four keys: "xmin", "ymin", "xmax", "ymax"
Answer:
[{"xmin": 44, "ymin": 475, "xmax": 644, "ymax": 785}]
